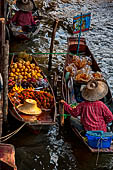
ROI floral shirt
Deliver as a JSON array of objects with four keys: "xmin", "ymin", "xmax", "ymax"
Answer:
[{"xmin": 64, "ymin": 100, "xmax": 113, "ymax": 132}]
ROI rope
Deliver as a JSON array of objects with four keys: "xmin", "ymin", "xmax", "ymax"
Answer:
[
  {"xmin": 96, "ymin": 138, "xmax": 101, "ymax": 166},
  {"xmin": 0, "ymin": 122, "xmax": 27, "ymax": 142},
  {"xmin": 96, "ymin": 137, "xmax": 106, "ymax": 166}
]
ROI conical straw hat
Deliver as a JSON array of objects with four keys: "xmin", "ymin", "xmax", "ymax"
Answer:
[
  {"xmin": 82, "ymin": 79, "xmax": 108, "ymax": 101},
  {"xmin": 17, "ymin": 99, "xmax": 42, "ymax": 115},
  {"xmin": 16, "ymin": 0, "xmax": 33, "ymax": 11}
]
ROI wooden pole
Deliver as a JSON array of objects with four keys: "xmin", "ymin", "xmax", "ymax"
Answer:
[
  {"xmin": 0, "ymin": 17, "xmax": 9, "ymax": 123},
  {"xmin": 3, "ymin": 40, "xmax": 9, "ymax": 122},
  {"xmin": 48, "ymin": 19, "xmax": 59, "ymax": 71},
  {"xmin": 0, "ymin": 16, "xmax": 5, "ymax": 136},
  {"xmin": 0, "ymin": 0, "xmax": 5, "ymax": 18},
  {"xmin": 53, "ymin": 72, "xmax": 58, "ymax": 97},
  {"xmin": 59, "ymin": 103, "xmax": 64, "ymax": 126},
  {"xmin": 0, "ymin": 19, "xmax": 5, "ymax": 74}
]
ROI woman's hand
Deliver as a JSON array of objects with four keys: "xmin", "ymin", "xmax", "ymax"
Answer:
[{"xmin": 60, "ymin": 100, "xmax": 66, "ymax": 104}]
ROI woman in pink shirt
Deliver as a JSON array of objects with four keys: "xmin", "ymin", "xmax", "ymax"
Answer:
[
  {"xmin": 60, "ymin": 80, "xmax": 113, "ymax": 132},
  {"xmin": 9, "ymin": 0, "xmax": 37, "ymax": 32}
]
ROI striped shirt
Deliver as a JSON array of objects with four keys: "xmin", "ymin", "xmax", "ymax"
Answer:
[{"xmin": 64, "ymin": 101, "xmax": 113, "ymax": 132}]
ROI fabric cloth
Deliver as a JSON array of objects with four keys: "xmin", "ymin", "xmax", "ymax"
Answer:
[
  {"xmin": 64, "ymin": 100, "xmax": 113, "ymax": 132},
  {"xmin": 10, "ymin": 10, "xmax": 36, "ymax": 26}
]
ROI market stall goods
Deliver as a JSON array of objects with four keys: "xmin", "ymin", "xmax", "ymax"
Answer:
[{"xmin": 8, "ymin": 52, "xmax": 57, "ymax": 130}]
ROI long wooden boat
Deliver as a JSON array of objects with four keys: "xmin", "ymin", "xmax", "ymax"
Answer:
[
  {"xmin": 6, "ymin": 4, "xmax": 41, "ymax": 41},
  {"xmin": 8, "ymin": 52, "xmax": 57, "ymax": 131},
  {"xmin": 61, "ymin": 36, "xmax": 113, "ymax": 153}
]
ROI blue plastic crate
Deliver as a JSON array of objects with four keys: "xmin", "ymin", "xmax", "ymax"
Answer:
[
  {"xmin": 86, "ymin": 130, "xmax": 103, "ymax": 137},
  {"xmin": 86, "ymin": 131, "xmax": 113, "ymax": 149}
]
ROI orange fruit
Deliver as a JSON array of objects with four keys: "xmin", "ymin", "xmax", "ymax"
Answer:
[
  {"xmin": 22, "ymin": 65, "xmax": 25, "ymax": 70},
  {"xmin": 15, "ymin": 72, "xmax": 19, "ymax": 75},
  {"xmin": 10, "ymin": 72, "xmax": 14, "ymax": 77},
  {"xmin": 16, "ymin": 68, "xmax": 20, "ymax": 72},
  {"xmin": 21, "ymin": 72, "xmax": 25, "ymax": 75},
  {"xmin": 24, "ymin": 72, "xmax": 27, "ymax": 75},
  {"xmin": 24, "ymin": 76, "xmax": 27, "ymax": 79},
  {"xmin": 12, "ymin": 68, "xmax": 15, "ymax": 73},
  {"xmin": 27, "ymin": 74, "xmax": 31, "ymax": 78},
  {"xmin": 14, "ymin": 63, "xmax": 17, "ymax": 69},
  {"xmin": 15, "ymin": 76, "xmax": 18, "ymax": 80},
  {"xmin": 18, "ymin": 63, "xmax": 22, "ymax": 69},
  {"xmin": 25, "ymin": 61, "xmax": 30, "ymax": 66},
  {"xmin": 25, "ymin": 68, "xmax": 28, "ymax": 72}
]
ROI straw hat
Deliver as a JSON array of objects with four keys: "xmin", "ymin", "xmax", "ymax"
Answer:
[
  {"xmin": 17, "ymin": 99, "xmax": 42, "ymax": 115},
  {"xmin": 81, "ymin": 79, "xmax": 108, "ymax": 101},
  {"xmin": 16, "ymin": 0, "xmax": 33, "ymax": 11}
]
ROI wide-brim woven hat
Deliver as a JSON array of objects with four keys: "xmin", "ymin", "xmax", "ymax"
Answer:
[
  {"xmin": 17, "ymin": 99, "xmax": 42, "ymax": 115},
  {"xmin": 81, "ymin": 79, "xmax": 108, "ymax": 101},
  {"xmin": 16, "ymin": 0, "xmax": 33, "ymax": 11}
]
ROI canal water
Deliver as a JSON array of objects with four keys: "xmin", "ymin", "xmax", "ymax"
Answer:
[{"xmin": 8, "ymin": 0, "xmax": 113, "ymax": 170}]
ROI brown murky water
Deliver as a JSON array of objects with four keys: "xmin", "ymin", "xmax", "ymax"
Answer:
[{"xmin": 9, "ymin": 0, "xmax": 113, "ymax": 170}]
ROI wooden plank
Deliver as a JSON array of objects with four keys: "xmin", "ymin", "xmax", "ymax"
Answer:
[
  {"xmin": 0, "ymin": 18, "xmax": 5, "ymax": 138},
  {"xmin": 0, "ymin": 18, "xmax": 8, "ymax": 123},
  {"xmin": 3, "ymin": 41, "xmax": 9, "ymax": 122},
  {"xmin": 0, "ymin": 18, "xmax": 5, "ymax": 73}
]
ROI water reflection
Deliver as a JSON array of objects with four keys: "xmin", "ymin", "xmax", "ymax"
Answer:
[{"xmin": 9, "ymin": 0, "xmax": 113, "ymax": 169}]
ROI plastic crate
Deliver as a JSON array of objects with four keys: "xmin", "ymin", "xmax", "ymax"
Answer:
[
  {"xmin": 86, "ymin": 130, "xmax": 103, "ymax": 137},
  {"xmin": 85, "ymin": 131, "xmax": 113, "ymax": 149}
]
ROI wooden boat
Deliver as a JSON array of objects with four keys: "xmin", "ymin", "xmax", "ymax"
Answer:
[
  {"xmin": 8, "ymin": 52, "xmax": 57, "ymax": 131},
  {"xmin": 0, "ymin": 143, "xmax": 17, "ymax": 170},
  {"xmin": 8, "ymin": 21, "xmax": 40, "ymax": 41},
  {"xmin": 61, "ymin": 36, "xmax": 113, "ymax": 153},
  {"xmin": 6, "ymin": 4, "xmax": 41, "ymax": 41}
]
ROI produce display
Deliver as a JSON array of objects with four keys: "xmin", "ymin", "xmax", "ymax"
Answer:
[
  {"xmin": 9, "ymin": 60, "xmax": 43, "ymax": 82},
  {"xmin": 92, "ymin": 72, "xmax": 103, "ymax": 79},
  {"xmin": 75, "ymin": 73, "xmax": 91, "ymax": 82},
  {"xmin": 65, "ymin": 55, "xmax": 103, "ymax": 83},
  {"xmin": 8, "ymin": 52, "xmax": 54, "ymax": 113},
  {"xmin": 72, "ymin": 55, "xmax": 91, "ymax": 70},
  {"xmin": 9, "ymin": 89, "xmax": 54, "ymax": 109}
]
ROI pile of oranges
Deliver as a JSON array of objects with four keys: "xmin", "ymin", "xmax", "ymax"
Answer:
[{"xmin": 9, "ymin": 60, "xmax": 43, "ymax": 82}]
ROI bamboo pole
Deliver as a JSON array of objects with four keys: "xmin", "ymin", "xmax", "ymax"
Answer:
[
  {"xmin": 3, "ymin": 40, "xmax": 9, "ymax": 122},
  {"xmin": 48, "ymin": 19, "xmax": 59, "ymax": 71}
]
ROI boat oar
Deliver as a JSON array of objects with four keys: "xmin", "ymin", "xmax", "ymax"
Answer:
[{"xmin": 53, "ymin": 72, "xmax": 58, "ymax": 98}]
